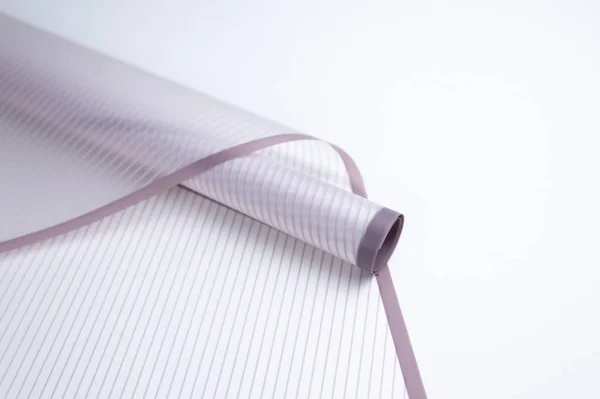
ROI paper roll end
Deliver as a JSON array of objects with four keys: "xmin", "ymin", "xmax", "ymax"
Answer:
[{"xmin": 356, "ymin": 208, "xmax": 404, "ymax": 273}]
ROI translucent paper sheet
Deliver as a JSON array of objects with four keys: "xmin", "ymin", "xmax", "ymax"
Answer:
[{"xmin": 0, "ymin": 14, "xmax": 426, "ymax": 399}]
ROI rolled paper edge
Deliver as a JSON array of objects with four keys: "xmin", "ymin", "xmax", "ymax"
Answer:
[
  {"xmin": 0, "ymin": 133, "xmax": 403, "ymax": 270},
  {"xmin": 356, "ymin": 207, "xmax": 404, "ymax": 273}
]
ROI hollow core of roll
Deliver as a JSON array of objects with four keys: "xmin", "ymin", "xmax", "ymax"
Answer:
[
  {"xmin": 373, "ymin": 214, "xmax": 404, "ymax": 273},
  {"xmin": 356, "ymin": 208, "xmax": 404, "ymax": 273}
]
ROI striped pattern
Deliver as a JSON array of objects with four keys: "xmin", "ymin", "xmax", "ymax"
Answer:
[
  {"xmin": 0, "ymin": 15, "xmax": 409, "ymax": 398},
  {"xmin": 1, "ymin": 15, "xmax": 384, "ymax": 267},
  {"xmin": 0, "ymin": 187, "xmax": 406, "ymax": 398}
]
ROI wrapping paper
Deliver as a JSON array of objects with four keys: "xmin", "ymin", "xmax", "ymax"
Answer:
[
  {"xmin": 0, "ymin": 15, "xmax": 399, "ymax": 272},
  {"xmin": 0, "ymin": 14, "xmax": 426, "ymax": 398}
]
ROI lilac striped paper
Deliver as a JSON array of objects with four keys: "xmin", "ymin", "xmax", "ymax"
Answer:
[{"xmin": 0, "ymin": 14, "xmax": 426, "ymax": 399}]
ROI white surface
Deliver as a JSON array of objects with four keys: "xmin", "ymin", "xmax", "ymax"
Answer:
[{"xmin": 4, "ymin": 1, "xmax": 600, "ymax": 398}]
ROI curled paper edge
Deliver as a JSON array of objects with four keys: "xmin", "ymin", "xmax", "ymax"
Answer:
[{"xmin": 0, "ymin": 133, "xmax": 400, "ymax": 274}]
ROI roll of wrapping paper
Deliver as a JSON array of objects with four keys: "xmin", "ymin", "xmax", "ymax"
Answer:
[{"xmin": 0, "ymin": 14, "xmax": 426, "ymax": 398}]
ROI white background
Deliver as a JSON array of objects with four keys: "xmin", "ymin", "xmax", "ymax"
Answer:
[{"xmin": 3, "ymin": 0, "xmax": 600, "ymax": 397}]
